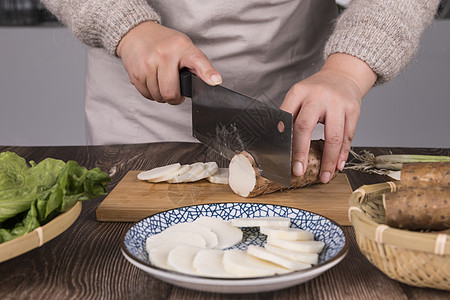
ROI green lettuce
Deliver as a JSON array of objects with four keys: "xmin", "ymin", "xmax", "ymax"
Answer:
[{"xmin": 0, "ymin": 151, "xmax": 110, "ymax": 243}]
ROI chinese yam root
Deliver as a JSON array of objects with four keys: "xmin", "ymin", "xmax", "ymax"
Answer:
[
  {"xmin": 228, "ymin": 140, "xmax": 337, "ymax": 197},
  {"xmin": 383, "ymin": 187, "xmax": 450, "ymax": 230},
  {"xmin": 400, "ymin": 162, "xmax": 450, "ymax": 188}
]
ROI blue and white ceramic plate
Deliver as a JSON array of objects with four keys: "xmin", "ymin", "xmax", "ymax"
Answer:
[{"xmin": 121, "ymin": 203, "xmax": 348, "ymax": 294}]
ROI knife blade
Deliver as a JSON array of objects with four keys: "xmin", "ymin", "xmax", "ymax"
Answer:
[{"xmin": 180, "ymin": 69, "xmax": 293, "ymax": 187}]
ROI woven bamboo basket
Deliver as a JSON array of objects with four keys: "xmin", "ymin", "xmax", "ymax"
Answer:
[
  {"xmin": 348, "ymin": 181, "xmax": 449, "ymax": 290},
  {"xmin": 0, "ymin": 201, "xmax": 82, "ymax": 263}
]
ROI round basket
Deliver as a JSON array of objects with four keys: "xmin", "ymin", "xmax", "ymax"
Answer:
[{"xmin": 348, "ymin": 181, "xmax": 449, "ymax": 290}]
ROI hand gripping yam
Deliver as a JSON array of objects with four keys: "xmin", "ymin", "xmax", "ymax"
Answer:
[
  {"xmin": 228, "ymin": 140, "xmax": 337, "ymax": 197},
  {"xmin": 383, "ymin": 186, "xmax": 450, "ymax": 230}
]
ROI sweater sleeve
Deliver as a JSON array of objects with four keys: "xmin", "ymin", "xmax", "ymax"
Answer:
[
  {"xmin": 324, "ymin": 0, "xmax": 440, "ymax": 84},
  {"xmin": 40, "ymin": 0, "xmax": 161, "ymax": 56}
]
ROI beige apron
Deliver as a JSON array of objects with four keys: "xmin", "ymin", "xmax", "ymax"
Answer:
[{"xmin": 85, "ymin": 0, "xmax": 338, "ymax": 145}]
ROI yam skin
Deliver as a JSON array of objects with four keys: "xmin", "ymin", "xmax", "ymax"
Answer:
[
  {"xmin": 384, "ymin": 187, "xmax": 450, "ymax": 230},
  {"xmin": 401, "ymin": 162, "xmax": 450, "ymax": 188},
  {"xmin": 229, "ymin": 140, "xmax": 337, "ymax": 198}
]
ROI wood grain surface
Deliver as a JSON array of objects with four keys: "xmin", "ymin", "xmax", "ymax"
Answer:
[
  {"xmin": 0, "ymin": 143, "xmax": 449, "ymax": 300},
  {"xmin": 96, "ymin": 171, "xmax": 352, "ymax": 225}
]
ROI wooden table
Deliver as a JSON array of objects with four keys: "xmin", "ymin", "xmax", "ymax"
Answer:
[{"xmin": 0, "ymin": 143, "xmax": 448, "ymax": 299}]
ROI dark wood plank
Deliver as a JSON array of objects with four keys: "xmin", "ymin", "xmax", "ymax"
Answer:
[{"xmin": 0, "ymin": 144, "xmax": 449, "ymax": 299}]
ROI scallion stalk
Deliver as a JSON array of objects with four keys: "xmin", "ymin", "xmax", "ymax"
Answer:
[{"xmin": 346, "ymin": 150, "xmax": 450, "ymax": 174}]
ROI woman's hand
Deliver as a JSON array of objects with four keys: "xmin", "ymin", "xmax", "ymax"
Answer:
[
  {"xmin": 281, "ymin": 53, "xmax": 377, "ymax": 183},
  {"xmin": 116, "ymin": 21, "xmax": 222, "ymax": 105}
]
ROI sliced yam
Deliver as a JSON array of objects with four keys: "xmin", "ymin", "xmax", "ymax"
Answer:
[
  {"xmin": 137, "ymin": 163, "xmax": 181, "ymax": 181},
  {"xmin": 147, "ymin": 243, "xmax": 178, "ymax": 270},
  {"xmin": 147, "ymin": 164, "xmax": 190, "ymax": 183},
  {"xmin": 228, "ymin": 140, "xmax": 337, "ymax": 197},
  {"xmin": 186, "ymin": 162, "xmax": 219, "ymax": 182},
  {"xmin": 230, "ymin": 217, "xmax": 291, "ymax": 228},
  {"xmin": 228, "ymin": 153, "xmax": 257, "ymax": 197},
  {"xmin": 146, "ymin": 230, "xmax": 207, "ymax": 249},
  {"xmin": 163, "ymin": 222, "xmax": 218, "ymax": 248},
  {"xmin": 193, "ymin": 217, "xmax": 243, "ymax": 249},
  {"xmin": 259, "ymin": 227, "xmax": 314, "ymax": 241},
  {"xmin": 223, "ymin": 249, "xmax": 288, "ymax": 278},
  {"xmin": 247, "ymin": 245, "xmax": 311, "ymax": 271},
  {"xmin": 207, "ymin": 168, "xmax": 229, "ymax": 184},
  {"xmin": 266, "ymin": 236, "xmax": 325, "ymax": 253},
  {"xmin": 167, "ymin": 162, "xmax": 206, "ymax": 183},
  {"xmin": 193, "ymin": 249, "xmax": 234, "ymax": 278},
  {"xmin": 264, "ymin": 244, "xmax": 319, "ymax": 265},
  {"xmin": 167, "ymin": 245, "xmax": 203, "ymax": 275}
]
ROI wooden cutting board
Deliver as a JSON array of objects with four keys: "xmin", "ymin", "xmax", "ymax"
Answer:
[{"xmin": 96, "ymin": 171, "xmax": 353, "ymax": 225}]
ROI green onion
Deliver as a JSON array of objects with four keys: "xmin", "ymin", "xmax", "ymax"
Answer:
[
  {"xmin": 373, "ymin": 154, "xmax": 450, "ymax": 170},
  {"xmin": 346, "ymin": 150, "xmax": 450, "ymax": 174}
]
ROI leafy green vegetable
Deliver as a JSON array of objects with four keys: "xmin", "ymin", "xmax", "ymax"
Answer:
[{"xmin": 0, "ymin": 151, "xmax": 110, "ymax": 243}]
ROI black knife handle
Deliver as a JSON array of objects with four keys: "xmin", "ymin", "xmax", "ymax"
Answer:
[{"xmin": 179, "ymin": 68, "xmax": 193, "ymax": 98}]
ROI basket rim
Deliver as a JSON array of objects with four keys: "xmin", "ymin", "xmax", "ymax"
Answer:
[{"xmin": 348, "ymin": 181, "xmax": 449, "ymax": 256}]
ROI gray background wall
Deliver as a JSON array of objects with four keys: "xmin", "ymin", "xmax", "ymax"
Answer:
[
  {"xmin": 1, "ymin": 20, "xmax": 449, "ymax": 147},
  {"xmin": 0, "ymin": 26, "xmax": 86, "ymax": 146}
]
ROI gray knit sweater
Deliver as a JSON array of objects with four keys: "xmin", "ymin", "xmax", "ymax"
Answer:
[{"xmin": 42, "ymin": 0, "xmax": 439, "ymax": 84}]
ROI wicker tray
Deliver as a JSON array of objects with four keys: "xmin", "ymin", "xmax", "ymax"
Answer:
[
  {"xmin": 0, "ymin": 202, "xmax": 82, "ymax": 263},
  {"xmin": 348, "ymin": 182, "xmax": 449, "ymax": 290}
]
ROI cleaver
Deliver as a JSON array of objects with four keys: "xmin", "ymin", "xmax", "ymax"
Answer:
[{"xmin": 180, "ymin": 69, "xmax": 293, "ymax": 187}]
